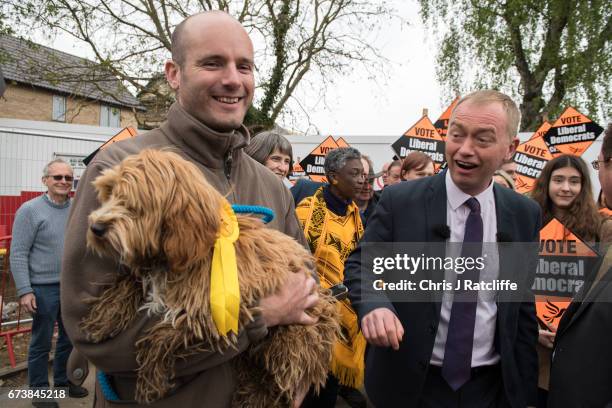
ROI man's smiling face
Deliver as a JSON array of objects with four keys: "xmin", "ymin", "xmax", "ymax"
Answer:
[
  {"xmin": 168, "ymin": 14, "xmax": 255, "ymax": 132},
  {"xmin": 445, "ymin": 100, "xmax": 518, "ymax": 196}
]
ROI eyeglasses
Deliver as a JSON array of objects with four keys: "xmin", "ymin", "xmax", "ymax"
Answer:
[
  {"xmin": 47, "ymin": 175, "xmax": 74, "ymax": 182},
  {"xmin": 591, "ymin": 159, "xmax": 612, "ymax": 170}
]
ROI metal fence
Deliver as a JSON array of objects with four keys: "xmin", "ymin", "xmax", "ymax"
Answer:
[{"xmin": 0, "ymin": 235, "xmax": 33, "ymax": 368}]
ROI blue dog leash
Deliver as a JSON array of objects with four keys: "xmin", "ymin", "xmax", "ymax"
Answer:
[
  {"xmin": 97, "ymin": 371, "xmax": 120, "ymax": 401},
  {"xmin": 98, "ymin": 205, "xmax": 274, "ymax": 402},
  {"xmin": 231, "ymin": 204, "xmax": 274, "ymax": 224}
]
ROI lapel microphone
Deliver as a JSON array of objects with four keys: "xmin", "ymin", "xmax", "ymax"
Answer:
[
  {"xmin": 432, "ymin": 224, "xmax": 451, "ymax": 239},
  {"xmin": 496, "ymin": 232, "xmax": 513, "ymax": 242}
]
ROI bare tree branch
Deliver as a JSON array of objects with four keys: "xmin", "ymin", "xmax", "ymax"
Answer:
[{"xmin": 3, "ymin": 0, "xmax": 394, "ymax": 129}]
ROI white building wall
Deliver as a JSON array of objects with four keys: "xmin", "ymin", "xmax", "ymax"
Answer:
[
  {"xmin": 0, "ymin": 118, "xmax": 120, "ymax": 195},
  {"xmin": 0, "ymin": 119, "xmax": 604, "ymax": 197}
]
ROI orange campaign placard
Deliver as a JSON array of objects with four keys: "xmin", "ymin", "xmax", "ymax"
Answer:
[
  {"xmin": 83, "ymin": 127, "xmax": 138, "ymax": 165},
  {"xmin": 433, "ymin": 96, "xmax": 460, "ymax": 139},
  {"xmin": 528, "ymin": 121, "xmax": 561, "ymax": 157},
  {"xmin": 528, "ymin": 122, "xmax": 551, "ymax": 141},
  {"xmin": 299, "ymin": 136, "xmax": 340, "ymax": 182},
  {"xmin": 534, "ymin": 218, "xmax": 600, "ymax": 331},
  {"xmin": 335, "ymin": 137, "xmax": 350, "ymax": 148},
  {"xmin": 99, "ymin": 127, "xmax": 138, "ymax": 150},
  {"xmin": 513, "ymin": 135, "xmax": 554, "ymax": 194},
  {"xmin": 392, "ymin": 115, "xmax": 446, "ymax": 172},
  {"xmin": 288, "ymin": 161, "xmax": 306, "ymax": 184},
  {"xmin": 599, "ymin": 207, "xmax": 612, "ymax": 218},
  {"xmin": 543, "ymin": 107, "xmax": 604, "ymax": 156}
]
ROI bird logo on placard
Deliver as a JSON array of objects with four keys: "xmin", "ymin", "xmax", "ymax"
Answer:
[
  {"xmin": 515, "ymin": 178, "xmax": 528, "ymax": 190},
  {"xmin": 544, "ymin": 300, "xmax": 567, "ymax": 324}
]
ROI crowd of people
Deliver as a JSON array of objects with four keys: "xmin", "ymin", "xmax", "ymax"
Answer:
[
  {"xmin": 239, "ymin": 93, "xmax": 612, "ymax": 408},
  {"xmin": 6, "ymin": 9, "xmax": 612, "ymax": 408}
]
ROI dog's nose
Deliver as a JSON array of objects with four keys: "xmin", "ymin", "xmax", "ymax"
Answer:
[{"xmin": 90, "ymin": 223, "xmax": 107, "ymax": 237}]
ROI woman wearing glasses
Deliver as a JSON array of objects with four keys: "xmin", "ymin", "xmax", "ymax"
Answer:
[
  {"xmin": 593, "ymin": 158, "xmax": 612, "ymax": 217},
  {"xmin": 529, "ymin": 154, "xmax": 612, "ymax": 407},
  {"xmin": 296, "ymin": 147, "xmax": 367, "ymax": 408}
]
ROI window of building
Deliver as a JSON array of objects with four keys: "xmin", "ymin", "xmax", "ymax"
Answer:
[
  {"xmin": 100, "ymin": 104, "xmax": 121, "ymax": 127},
  {"xmin": 52, "ymin": 95, "xmax": 66, "ymax": 122}
]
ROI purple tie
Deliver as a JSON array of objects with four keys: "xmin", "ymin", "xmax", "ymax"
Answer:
[{"xmin": 442, "ymin": 197, "xmax": 483, "ymax": 390}]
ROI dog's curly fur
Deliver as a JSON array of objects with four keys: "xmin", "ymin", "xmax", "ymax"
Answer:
[{"xmin": 81, "ymin": 149, "xmax": 339, "ymax": 406}]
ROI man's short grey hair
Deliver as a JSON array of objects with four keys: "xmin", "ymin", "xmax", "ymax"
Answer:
[
  {"xmin": 324, "ymin": 147, "xmax": 361, "ymax": 175},
  {"xmin": 43, "ymin": 159, "xmax": 72, "ymax": 177},
  {"xmin": 452, "ymin": 89, "xmax": 521, "ymax": 139}
]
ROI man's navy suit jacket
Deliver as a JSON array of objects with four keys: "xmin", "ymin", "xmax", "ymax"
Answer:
[{"xmin": 344, "ymin": 173, "xmax": 541, "ymax": 408}]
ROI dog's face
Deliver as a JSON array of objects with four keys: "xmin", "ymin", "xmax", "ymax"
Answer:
[{"xmin": 88, "ymin": 149, "xmax": 223, "ymax": 274}]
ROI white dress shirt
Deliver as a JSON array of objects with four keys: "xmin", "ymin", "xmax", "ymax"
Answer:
[{"xmin": 430, "ymin": 172, "xmax": 501, "ymax": 367}]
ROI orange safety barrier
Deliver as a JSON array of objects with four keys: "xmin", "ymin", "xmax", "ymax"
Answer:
[{"xmin": 0, "ymin": 235, "xmax": 33, "ymax": 368}]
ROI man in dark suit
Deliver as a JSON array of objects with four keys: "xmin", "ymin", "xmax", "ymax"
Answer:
[
  {"xmin": 344, "ymin": 90, "xmax": 541, "ymax": 407},
  {"xmin": 547, "ymin": 123, "xmax": 612, "ymax": 408}
]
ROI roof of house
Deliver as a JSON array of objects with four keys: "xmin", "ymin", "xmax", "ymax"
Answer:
[{"xmin": 0, "ymin": 35, "xmax": 144, "ymax": 110}]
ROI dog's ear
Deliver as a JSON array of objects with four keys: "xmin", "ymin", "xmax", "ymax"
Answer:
[
  {"xmin": 93, "ymin": 166, "xmax": 120, "ymax": 203},
  {"xmin": 155, "ymin": 151, "xmax": 224, "ymax": 270}
]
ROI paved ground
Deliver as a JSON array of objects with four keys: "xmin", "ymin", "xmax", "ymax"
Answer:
[
  {"xmin": 0, "ymin": 366, "xmax": 357, "ymax": 407},
  {"xmin": 0, "ymin": 366, "xmax": 95, "ymax": 408}
]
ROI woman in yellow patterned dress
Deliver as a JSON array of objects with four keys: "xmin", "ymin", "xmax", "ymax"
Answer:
[{"xmin": 296, "ymin": 147, "xmax": 367, "ymax": 407}]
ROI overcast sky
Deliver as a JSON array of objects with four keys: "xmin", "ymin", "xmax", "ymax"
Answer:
[
  {"xmin": 284, "ymin": 1, "xmax": 445, "ymax": 136},
  {"xmin": 32, "ymin": 0, "xmax": 446, "ymax": 137}
]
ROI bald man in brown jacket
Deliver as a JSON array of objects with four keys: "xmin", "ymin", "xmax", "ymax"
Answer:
[{"xmin": 62, "ymin": 12, "xmax": 317, "ymax": 407}]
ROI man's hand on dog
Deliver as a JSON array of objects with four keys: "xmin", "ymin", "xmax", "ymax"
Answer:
[{"xmin": 260, "ymin": 273, "xmax": 319, "ymax": 327}]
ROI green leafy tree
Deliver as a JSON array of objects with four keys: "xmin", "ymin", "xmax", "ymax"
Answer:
[
  {"xmin": 0, "ymin": 6, "xmax": 13, "ymax": 64},
  {"xmin": 1, "ymin": 0, "xmax": 392, "ymax": 129},
  {"xmin": 418, "ymin": 0, "xmax": 611, "ymax": 131}
]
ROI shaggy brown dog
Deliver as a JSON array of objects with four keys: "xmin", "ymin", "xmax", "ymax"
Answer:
[{"xmin": 81, "ymin": 149, "xmax": 339, "ymax": 406}]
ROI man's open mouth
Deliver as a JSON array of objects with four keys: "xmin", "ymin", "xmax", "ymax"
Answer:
[{"xmin": 456, "ymin": 160, "xmax": 478, "ymax": 170}]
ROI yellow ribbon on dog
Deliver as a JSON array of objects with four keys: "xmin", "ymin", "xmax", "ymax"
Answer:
[{"xmin": 210, "ymin": 200, "xmax": 240, "ymax": 336}]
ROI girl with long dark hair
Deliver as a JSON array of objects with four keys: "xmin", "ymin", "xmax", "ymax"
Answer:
[{"xmin": 530, "ymin": 154, "xmax": 612, "ymax": 407}]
